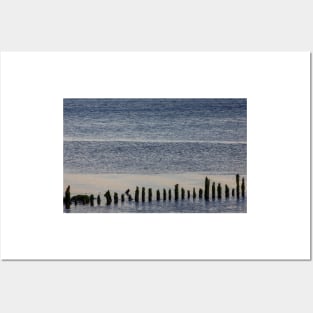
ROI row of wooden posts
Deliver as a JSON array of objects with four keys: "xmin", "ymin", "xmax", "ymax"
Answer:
[{"xmin": 64, "ymin": 174, "xmax": 245, "ymax": 209}]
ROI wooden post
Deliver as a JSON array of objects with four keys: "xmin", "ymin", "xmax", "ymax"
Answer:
[
  {"xmin": 114, "ymin": 192, "xmax": 118, "ymax": 204},
  {"xmin": 128, "ymin": 194, "xmax": 133, "ymax": 201},
  {"xmin": 90, "ymin": 194, "xmax": 94, "ymax": 206},
  {"xmin": 199, "ymin": 188, "xmax": 203, "ymax": 199},
  {"xmin": 236, "ymin": 174, "xmax": 240, "ymax": 199},
  {"xmin": 156, "ymin": 189, "xmax": 160, "ymax": 201},
  {"xmin": 121, "ymin": 194, "xmax": 125, "ymax": 202},
  {"xmin": 148, "ymin": 188, "xmax": 152, "ymax": 202},
  {"xmin": 97, "ymin": 195, "xmax": 101, "ymax": 205},
  {"xmin": 181, "ymin": 188, "xmax": 185, "ymax": 200},
  {"xmin": 104, "ymin": 190, "xmax": 112, "ymax": 205},
  {"xmin": 232, "ymin": 188, "xmax": 235, "ymax": 197},
  {"xmin": 142, "ymin": 187, "xmax": 145, "ymax": 202},
  {"xmin": 205, "ymin": 177, "xmax": 210, "ymax": 200},
  {"xmin": 175, "ymin": 184, "xmax": 179, "ymax": 201},
  {"xmin": 187, "ymin": 190, "xmax": 190, "ymax": 199},
  {"xmin": 65, "ymin": 185, "xmax": 71, "ymax": 209},
  {"xmin": 217, "ymin": 183, "xmax": 222, "ymax": 199},
  {"xmin": 163, "ymin": 189, "xmax": 166, "ymax": 201},
  {"xmin": 135, "ymin": 187, "xmax": 139, "ymax": 202},
  {"xmin": 212, "ymin": 182, "xmax": 216, "ymax": 200},
  {"xmin": 193, "ymin": 187, "xmax": 196, "ymax": 199},
  {"xmin": 168, "ymin": 189, "xmax": 172, "ymax": 201},
  {"xmin": 225, "ymin": 185, "xmax": 229, "ymax": 199},
  {"xmin": 241, "ymin": 178, "xmax": 245, "ymax": 198}
]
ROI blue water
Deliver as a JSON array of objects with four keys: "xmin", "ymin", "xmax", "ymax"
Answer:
[
  {"xmin": 64, "ymin": 98, "xmax": 246, "ymax": 175},
  {"xmin": 64, "ymin": 98, "xmax": 247, "ymax": 213}
]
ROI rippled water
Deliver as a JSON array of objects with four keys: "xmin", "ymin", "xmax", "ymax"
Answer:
[
  {"xmin": 64, "ymin": 98, "xmax": 246, "ymax": 175},
  {"xmin": 64, "ymin": 197, "xmax": 247, "ymax": 213}
]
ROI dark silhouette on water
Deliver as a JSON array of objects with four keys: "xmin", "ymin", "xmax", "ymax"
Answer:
[
  {"xmin": 156, "ymin": 189, "xmax": 160, "ymax": 201},
  {"xmin": 90, "ymin": 194, "xmax": 94, "ymax": 206},
  {"xmin": 114, "ymin": 192, "xmax": 118, "ymax": 204},
  {"xmin": 148, "ymin": 188, "xmax": 152, "ymax": 202},
  {"xmin": 142, "ymin": 187, "xmax": 145, "ymax": 202},
  {"xmin": 175, "ymin": 184, "xmax": 179, "ymax": 201},
  {"xmin": 199, "ymin": 188, "xmax": 203, "ymax": 199},
  {"xmin": 217, "ymin": 184, "xmax": 222, "ymax": 199},
  {"xmin": 64, "ymin": 174, "xmax": 246, "ymax": 211},
  {"xmin": 236, "ymin": 174, "xmax": 240, "ymax": 199},
  {"xmin": 135, "ymin": 187, "xmax": 139, "ymax": 202},
  {"xmin": 241, "ymin": 178, "xmax": 245, "ymax": 198},
  {"xmin": 65, "ymin": 185, "xmax": 71, "ymax": 209},
  {"xmin": 205, "ymin": 177, "xmax": 210, "ymax": 200},
  {"xmin": 225, "ymin": 185, "xmax": 229, "ymax": 199},
  {"xmin": 193, "ymin": 187, "xmax": 196, "ymax": 199},
  {"xmin": 104, "ymin": 190, "xmax": 112, "ymax": 205}
]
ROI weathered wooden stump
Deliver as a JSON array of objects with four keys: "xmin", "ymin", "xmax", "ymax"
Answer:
[
  {"xmin": 163, "ymin": 189, "xmax": 166, "ymax": 201},
  {"xmin": 65, "ymin": 185, "xmax": 71, "ymax": 209},
  {"xmin": 212, "ymin": 182, "xmax": 216, "ymax": 200},
  {"xmin": 148, "ymin": 188, "xmax": 152, "ymax": 202},
  {"xmin": 225, "ymin": 185, "xmax": 229, "ymax": 199},
  {"xmin": 236, "ymin": 174, "xmax": 240, "ymax": 199},
  {"xmin": 241, "ymin": 178, "xmax": 245, "ymax": 198},
  {"xmin": 199, "ymin": 188, "xmax": 203, "ymax": 199},
  {"xmin": 156, "ymin": 189, "xmax": 160, "ymax": 201},
  {"xmin": 232, "ymin": 188, "xmax": 235, "ymax": 197},
  {"xmin": 193, "ymin": 187, "xmax": 196, "ymax": 199},
  {"xmin": 114, "ymin": 192, "xmax": 118, "ymax": 204},
  {"xmin": 97, "ymin": 195, "xmax": 101, "ymax": 205},
  {"xmin": 71, "ymin": 195, "xmax": 90, "ymax": 205},
  {"xmin": 135, "ymin": 187, "xmax": 139, "ymax": 203},
  {"xmin": 90, "ymin": 194, "xmax": 94, "ymax": 206},
  {"xmin": 128, "ymin": 194, "xmax": 133, "ymax": 201},
  {"xmin": 217, "ymin": 183, "xmax": 221, "ymax": 199},
  {"xmin": 205, "ymin": 177, "xmax": 210, "ymax": 200},
  {"xmin": 187, "ymin": 190, "xmax": 190, "ymax": 199},
  {"xmin": 168, "ymin": 189, "xmax": 172, "ymax": 201},
  {"xmin": 181, "ymin": 188, "xmax": 185, "ymax": 200},
  {"xmin": 142, "ymin": 187, "xmax": 145, "ymax": 202},
  {"xmin": 175, "ymin": 184, "xmax": 179, "ymax": 201},
  {"xmin": 104, "ymin": 190, "xmax": 112, "ymax": 205},
  {"xmin": 121, "ymin": 194, "xmax": 125, "ymax": 202}
]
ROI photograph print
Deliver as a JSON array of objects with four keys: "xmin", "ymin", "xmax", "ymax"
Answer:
[{"xmin": 63, "ymin": 98, "xmax": 247, "ymax": 213}]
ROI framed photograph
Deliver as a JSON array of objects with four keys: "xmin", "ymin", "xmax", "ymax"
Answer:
[{"xmin": 0, "ymin": 52, "xmax": 310, "ymax": 260}]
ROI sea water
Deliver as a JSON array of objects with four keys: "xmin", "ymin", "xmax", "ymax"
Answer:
[{"xmin": 64, "ymin": 98, "xmax": 247, "ymax": 213}]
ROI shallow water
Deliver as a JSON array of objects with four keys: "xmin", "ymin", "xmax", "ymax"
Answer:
[{"xmin": 64, "ymin": 197, "xmax": 247, "ymax": 213}]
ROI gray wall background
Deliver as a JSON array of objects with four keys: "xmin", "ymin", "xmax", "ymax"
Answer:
[{"xmin": 0, "ymin": 0, "xmax": 312, "ymax": 312}]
